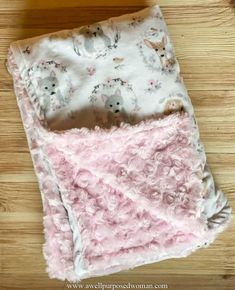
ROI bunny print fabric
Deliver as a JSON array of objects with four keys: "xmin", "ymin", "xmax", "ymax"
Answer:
[{"xmin": 7, "ymin": 4, "xmax": 231, "ymax": 282}]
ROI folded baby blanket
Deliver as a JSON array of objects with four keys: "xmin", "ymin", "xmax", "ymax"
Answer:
[{"xmin": 7, "ymin": 4, "xmax": 232, "ymax": 281}]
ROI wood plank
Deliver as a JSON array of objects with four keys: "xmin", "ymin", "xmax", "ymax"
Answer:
[
  {"xmin": 0, "ymin": 0, "xmax": 228, "ymax": 10},
  {"xmin": 1, "ymin": 274, "xmax": 63, "ymax": 290},
  {"xmin": 0, "ymin": 183, "xmax": 42, "ymax": 212},
  {"xmin": 0, "ymin": 7, "xmax": 233, "ymax": 31}
]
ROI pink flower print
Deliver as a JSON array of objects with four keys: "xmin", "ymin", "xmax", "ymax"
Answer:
[
  {"xmin": 146, "ymin": 79, "xmax": 161, "ymax": 93},
  {"xmin": 39, "ymin": 60, "xmax": 46, "ymax": 66},
  {"xmin": 87, "ymin": 67, "xmax": 96, "ymax": 76},
  {"xmin": 129, "ymin": 16, "xmax": 143, "ymax": 27},
  {"xmin": 105, "ymin": 77, "xmax": 112, "ymax": 84},
  {"xmin": 148, "ymin": 79, "xmax": 156, "ymax": 86}
]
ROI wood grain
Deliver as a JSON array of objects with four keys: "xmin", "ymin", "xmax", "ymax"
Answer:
[
  {"xmin": 0, "ymin": 0, "xmax": 229, "ymax": 10},
  {"xmin": 0, "ymin": 1, "xmax": 235, "ymax": 289}
]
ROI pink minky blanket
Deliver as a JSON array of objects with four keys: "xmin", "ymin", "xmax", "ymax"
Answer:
[{"xmin": 7, "ymin": 5, "xmax": 232, "ymax": 282}]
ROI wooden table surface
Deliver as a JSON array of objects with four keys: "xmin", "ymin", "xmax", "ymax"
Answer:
[{"xmin": 0, "ymin": 0, "xmax": 235, "ymax": 289}]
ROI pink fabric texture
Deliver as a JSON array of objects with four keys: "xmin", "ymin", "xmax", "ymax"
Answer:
[{"xmin": 44, "ymin": 113, "xmax": 212, "ymax": 275}]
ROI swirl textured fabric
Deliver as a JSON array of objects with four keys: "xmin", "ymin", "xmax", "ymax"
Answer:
[{"xmin": 7, "ymin": 5, "xmax": 232, "ymax": 282}]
